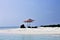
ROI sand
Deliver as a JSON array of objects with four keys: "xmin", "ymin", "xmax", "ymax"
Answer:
[{"xmin": 0, "ymin": 27, "xmax": 60, "ymax": 34}]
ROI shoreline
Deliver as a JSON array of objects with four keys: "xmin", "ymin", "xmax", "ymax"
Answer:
[{"xmin": 0, "ymin": 27, "xmax": 60, "ymax": 34}]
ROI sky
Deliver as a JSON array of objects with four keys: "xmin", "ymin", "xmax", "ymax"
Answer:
[{"xmin": 0, "ymin": 0, "xmax": 60, "ymax": 26}]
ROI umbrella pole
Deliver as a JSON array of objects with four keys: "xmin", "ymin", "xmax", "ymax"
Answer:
[
  {"xmin": 29, "ymin": 23, "xmax": 31, "ymax": 26},
  {"xmin": 27, "ymin": 22, "xmax": 28, "ymax": 28},
  {"xmin": 27, "ymin": 23, "xmax": 30, "ymax": 28}
]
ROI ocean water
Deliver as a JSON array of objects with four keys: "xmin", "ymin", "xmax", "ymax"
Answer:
[
  {"xmin": 0, "ymin": 26, "xmax": 19, "ymax": 30},
  {"xmin": 0, "ymin": 34, "xmax": 60, "ymax": 40},
  {"xmin": 0, "ymin": 27, "xmax": 60, "ymax": 40}
]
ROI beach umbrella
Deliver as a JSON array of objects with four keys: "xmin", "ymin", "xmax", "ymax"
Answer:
[{"xmin": 24, "ymin": 19, "xmax": 34, "ymax": 27}]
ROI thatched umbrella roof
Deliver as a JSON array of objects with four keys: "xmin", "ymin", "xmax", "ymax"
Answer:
[{"xmin": 24, "ymin": 19, "xmax": 34, "ymax": 23}]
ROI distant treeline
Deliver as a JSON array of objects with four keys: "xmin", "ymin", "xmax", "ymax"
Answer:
[{"xmin": 40, "ymin": 24, "xmax": 60, "ymax": 27}]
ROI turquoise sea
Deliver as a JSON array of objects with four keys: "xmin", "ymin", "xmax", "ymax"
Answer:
[
  {"xmin": 0, "ymin": 26, "xmax": 60, "ymax": 40},
  {"xmin": 0, "ymin": 34, "xmax": 60, "ymax": 40}
]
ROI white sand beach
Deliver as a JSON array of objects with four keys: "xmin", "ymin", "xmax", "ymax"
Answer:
[{"xmin": 0, "ymin": 27, "xmax": 60, "ymax": 34}]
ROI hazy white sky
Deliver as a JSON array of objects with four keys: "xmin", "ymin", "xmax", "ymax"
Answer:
[{"xmin": 0, "ymin": 0, "xmax": 60, "ymax": 26}]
